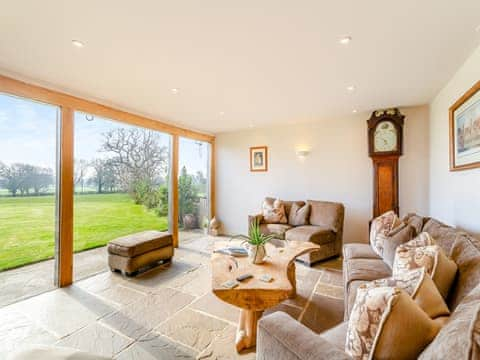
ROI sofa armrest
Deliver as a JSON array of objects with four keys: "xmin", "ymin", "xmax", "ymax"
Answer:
[{"xmin": 257, "ymin": 312, "xmax": 351, "ymax": 360}]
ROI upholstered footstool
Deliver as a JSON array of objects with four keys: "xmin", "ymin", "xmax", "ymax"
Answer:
[{"xmin": 107, "ymin": 230, "xmax": 173, "ymax": 276}]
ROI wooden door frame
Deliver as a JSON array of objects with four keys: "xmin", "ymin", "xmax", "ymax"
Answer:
[{"xmin": 0, "ymin": 74, "xmax": 215, "ymax": 286}]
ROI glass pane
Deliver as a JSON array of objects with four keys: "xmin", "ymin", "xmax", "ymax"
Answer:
[
  {"xmin": 178, "ymin": 137, "xmax": 211, "ymax": 244},
  {"xmin": 0, "ymin": 93, "xmax": 59, "ymax": 306},
  {"xmin": 73, "ymin": 112, "xmax": 171, "ymax": 280}
]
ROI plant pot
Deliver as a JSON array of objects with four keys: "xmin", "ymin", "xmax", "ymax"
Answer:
[{"xmin": 247, "ymin": 244, "xmax": 266, "ymax": 264}]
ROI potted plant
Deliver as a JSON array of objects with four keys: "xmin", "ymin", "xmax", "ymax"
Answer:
[{"xmin": 231, "ymin": 219, "xmax": 275, "ymax": 264}]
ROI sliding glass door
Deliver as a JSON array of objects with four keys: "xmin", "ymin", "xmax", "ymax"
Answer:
[
  {"xmin": 178, "ymin": 137, "xmax": 211, "ymax": 243},
  {"xmin": 0, "ymin": 93, "xmax": 59, "ymax": 306},
  {"xmin": 73, "ymin": 112, "xmax": 172, "ymax": 280}
]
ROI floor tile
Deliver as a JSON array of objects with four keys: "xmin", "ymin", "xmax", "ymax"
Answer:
[
  {"xmin": 197, "ymin": 325, "xmax": 256, "ymax": 360},
  {"xmin": 115, "ymin": 332, "xmax": 197, "ymax": 360},
  {"xmin": 10, "ymin": 288, "xmax": 115, "ymax": 338},
  {"xmin": 189, "ymin": 292, "xmax": 240, "ymax": 324},
  {"xmin": 56, "ymin": 322, "xmax": 133, "ymax": 357},
  {"xmin": 101, "ymin": 288, "xmax": 194, "ymax": 340},
  {"xmin": 156, "ymin": 308, "xmax": 229, "ymax": 352},
  {"xmin": 0, "ymin": 308, "xmax": 57, "ymax": 358},
  {"xmin": 162, "ymin": 264, "xmax": 212, "ymax": 297}
]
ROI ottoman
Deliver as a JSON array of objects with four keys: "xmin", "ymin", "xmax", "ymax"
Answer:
[{"xmin": 107, "ymin": 230, "xmax": 173, "ymax": 275}]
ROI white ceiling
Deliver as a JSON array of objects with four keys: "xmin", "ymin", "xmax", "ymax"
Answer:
[{"xmin": 0, "ymin": 1, "xmax": 479, "ymax": 134}]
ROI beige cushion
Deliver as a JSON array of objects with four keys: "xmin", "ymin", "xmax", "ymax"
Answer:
[
  {"xmin": 402, "ymin": 213, "xmax": 428, "ymax": 236},
  {"xmin": 262, "ymin": 198, "xmax": 288, "ymax": 224},
  {"xmin": 393, "ymin": 242, "xmax": 458, "ymax": 299},
  {"xmin": 370, "ymin": 210, "xmax": 402, "ymax": 257},
  {"xmin": 320, "ymin": 322, "xmax": 348, "ymax": 351},
  {"xmin": 366, "ymin": 268, "xmax": 450, "ymax": 318},
  {"xmin": 288, "ymin": 203, "xmax": 310, "ymax": 226},
  {"xmin": 107, "ymin": 230, "xmax": 173, "ymax": 257},
  {"xmin": 346, "ymin": 286, "xmax": 441, "ymax": 360},
  {"xmin": 381, "ymin": 224, "xmax": 416, "ymax": 268},
  {"xmin": 285, "ymin": 225, "xmax": 335, "ymax": 245},
  {"xmin": 307, "ymin": 200, "xmax": 344, "ymax": 232},
  {"xmin": 259, "ymin": 223, "xmax": 292, "ymax": 240}
]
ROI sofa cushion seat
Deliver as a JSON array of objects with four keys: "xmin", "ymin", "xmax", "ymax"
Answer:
[
  {"xmin": 319, "ymin": 322, "xmax": 348, "ymax": 351},
  {"xmin": 260, "ymin": 223, "xmax": 293, "ymax": 240},
  {"xmin": 343, "ymin": 243, "xmax": 381, "ymax": 261},
  {"xmin": 285, "ymin": 225, "xmax": 336, "ymax": 245},
  {"xmin": 344, "ymin": 258, "xmax": 392, "ymax": 286}
]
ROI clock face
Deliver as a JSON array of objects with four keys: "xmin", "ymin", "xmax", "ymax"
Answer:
[{"xmin": 374, "ymin": 121, "xmax": 397, "ymax": 152}]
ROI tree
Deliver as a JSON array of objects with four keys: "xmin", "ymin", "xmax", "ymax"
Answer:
[
  {"xmin": 194, "ymin": 170, "xmax": 207, "ymax": 195},
  {"xmin": 91, "ymin": 158, "xmax": 117, "ymax": 193},
  {"xmin": 101, "ymin": 128, "xmax": 169, "ymax": 192},
  {"xmin": 30, "ymin": 166, "xmax": 54, "ymax": 195},
  {"xmin": 74, "ymin": 159, "xmax": 89, "ymax": 193},
  {"xmin": 0, "ymin": 163, "xmax": 28, "ymax": 196},
  {"xmin": 178, "ymin": 166, "xmax": 199, "ymax": 225}
]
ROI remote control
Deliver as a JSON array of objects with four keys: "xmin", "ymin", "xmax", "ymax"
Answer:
[
  {"xmin": 221, "ymin": 280, "xmax": 239, "ymax": 289},
  {"xmin": 236, "ymin": 274, "xmax": 253, "ymax": 282}
]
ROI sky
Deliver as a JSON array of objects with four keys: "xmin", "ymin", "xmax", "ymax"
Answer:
[{"xmin": 0, "ymin": 93, "xmax": 209, "ymax": 175}]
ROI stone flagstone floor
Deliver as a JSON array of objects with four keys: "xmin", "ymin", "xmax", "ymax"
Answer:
[{"xmin": 0, "ymin": 235, "xmax": 344, "ymax": 359}]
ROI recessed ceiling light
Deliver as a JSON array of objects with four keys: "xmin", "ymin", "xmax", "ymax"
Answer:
[
  {"xmin": 170, "ymin": 88, "xmax": 179, "ymax": 95},
  {"xmin": 347, "ymin": 85, "xmax": 356, "ymax": 92},
  {"xmin": 339, "ymin": 36, "xmax": 352, "ymax": 45},
  {"xmin": 352, "ymin": 109, "xmax": 358, "ymax": 113},
  {"xmin": 71, "ymin": 39, "xmax": 85, "ymax": 48},
  {"xmin": 219, "ymin": 111, "xmax": 225, "ymax": 116}
]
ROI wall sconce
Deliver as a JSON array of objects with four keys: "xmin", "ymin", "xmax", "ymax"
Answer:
[{"xmin": 296, "ymin": 149, "xmax": 310, "ymax": 157}]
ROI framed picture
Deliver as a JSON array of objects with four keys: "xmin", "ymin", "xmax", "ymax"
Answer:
[
  {"xmin": 250, "ymin": 146, "xmax": 268, "ymax": 172},
  {"xmin": 450, "ymin": 80, "xmax": 480, "ymax": 171}
]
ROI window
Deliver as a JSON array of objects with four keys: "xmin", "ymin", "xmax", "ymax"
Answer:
[
  {"xmin": 0, "ymin": 93, "xmax": 59, "ymax": 305},
  {"xmin": 73, "ymin": 112, "xmax": 171, "ymax": 280},
  {"xmin": 178, "ymin": 137, "xmax": 211, "ymax": 242}
]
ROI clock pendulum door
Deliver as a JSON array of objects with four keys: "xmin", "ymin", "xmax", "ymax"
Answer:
[{"xmin": 367, "ymin": 109, "xmax": 405, "ymax": 218}]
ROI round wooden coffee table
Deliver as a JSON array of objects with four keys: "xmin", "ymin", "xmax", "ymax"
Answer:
[{"xmin": 211, "ymin": 240, "xmax": 320, "ymax": 352}]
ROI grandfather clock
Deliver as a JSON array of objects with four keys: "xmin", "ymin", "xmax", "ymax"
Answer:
[{"xmin": 367, "ymin": 108, "xmax": 405, "ymax": 218}]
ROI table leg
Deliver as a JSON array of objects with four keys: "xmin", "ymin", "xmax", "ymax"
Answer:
[
  {"xmin": 287, "ymin": 261, "xmax": 296, "ymax": 299},
  {"xmin": 235, "ymin": 309, "xmax": 263, "ymax": 352}
]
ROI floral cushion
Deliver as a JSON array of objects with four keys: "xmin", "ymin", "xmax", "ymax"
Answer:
[
  {"xmin": 366, "ymin": 268, "xmax": 450, "ymax": 318},
  {"xmin": 262, "ymin": 198, "xmax": 287, "ymax": 224},
  {"xmin": 346, "ymin": 285, "xmax": 441, "ymax": 360},
  {"xmin": 369, "ymin": 210, "xmax": 402, "ymax": 256},
  {"xmin": 393, "ymin": 242, "xmax": 458, "ymax": 299}
]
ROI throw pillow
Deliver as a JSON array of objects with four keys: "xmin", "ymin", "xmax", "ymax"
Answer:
[
  {"xmin": 262, "ymin": 198, "xmax": 287, "ymax": 224},
  {"xmin": 403, "ymin": 231, "xmax": 436, "ymax": 248},
  {"xmin": 346, "ymin": 286, "xmax": 441, "ymax": 360},
  {"xmin": 393, "ymin": 243, "xmax": 458, "ymax": 299},
  {"xmin": 366, "ymin": 268, "xmax": 450, "ymax": 318},
  {"xmin": 370, "ymin": 210, "xmax": 402, "ymax": 257},
  {"xmin": 381, "ymin": 224, "xmax": 416, "ymax": 268},
  {"xmin": 288, "ymin": 203, "xmax": 310, "ymax": 226}
]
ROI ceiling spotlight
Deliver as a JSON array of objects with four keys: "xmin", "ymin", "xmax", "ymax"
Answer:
[
  {"xmin": 347, "ymin": 85, "xmax": 356, "ymax": 92},
  {"xmin": 339, "ymin": 36, "xmax": 352, "ymax": 45},
  {"xmin": 71, "ymin": 39, "xmax": 85, "ymax": 48},
  {"xmin": 352, "ymin": 109, "xmax": 358, "ymax": 113},
  {"xmin": 219, "ymin": 111, "xmax": 225, "ymax": 116},
  {"xmin": 170, "ymin": 88, "xmax": 179, "ymax": 95}
]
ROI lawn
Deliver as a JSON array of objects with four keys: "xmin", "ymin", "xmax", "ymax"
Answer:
[{"xmin": 0, "ymin": 193, "xmax": 168, "ymax": 271}]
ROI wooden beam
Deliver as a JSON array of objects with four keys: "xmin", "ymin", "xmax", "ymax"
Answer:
[
  {"xmin": 209, "ymin": 139, "xmax": 216, "ymax": 220},
  {"xmin": 171, "ymin": 135, "xmax": 179, "ymax": 248},
  {"xmin": 57, "ymin": 107, "xmax": 74, "ymax": 287},
  {"xmin": 0, "ymin": 74, "xmax": 215, "ymax": 143}
]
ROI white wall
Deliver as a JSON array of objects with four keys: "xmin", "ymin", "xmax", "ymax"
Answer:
[
  {"xmin": 429, "ymin": 45, "xmax": 480, "ymax": 237},
  {"xmin": 216, "ymin": 106, "xmax": 429, "ymax": 244}
]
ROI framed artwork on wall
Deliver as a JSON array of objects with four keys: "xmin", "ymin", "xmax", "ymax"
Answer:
[
  {"xmin": 250, "ymin": 146, "xmax": 268, "ymax": 172},
  {"xmin": 450, "ymin": 80, "xmax": 480, "ymax": 171}
]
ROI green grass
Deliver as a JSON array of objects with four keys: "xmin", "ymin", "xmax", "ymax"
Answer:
[{"xmin": 0, "ymin": 193, "xmax": 168, "ymax": 271}]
